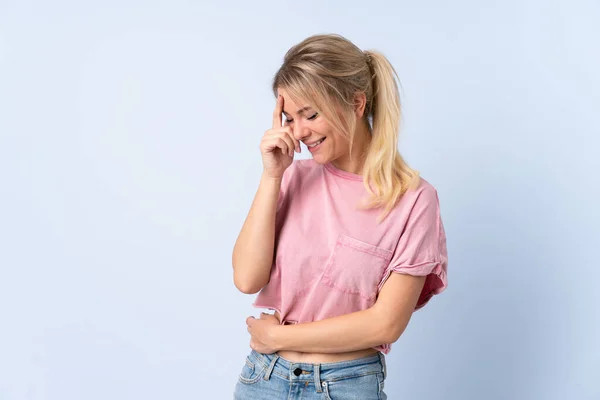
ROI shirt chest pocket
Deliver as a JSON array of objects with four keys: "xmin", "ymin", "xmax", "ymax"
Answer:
[{"xmin": 321, "ymin": 233, "xmax": 393, "ymax": 300}]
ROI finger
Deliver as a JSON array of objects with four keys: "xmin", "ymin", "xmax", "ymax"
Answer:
[
  {"xmin": 266, "ymin": 136, "xmax": 292, "ymax": 157},
  {"xmin": 281, "ymin": 123, "xmax": 301, "ymax": 153},
  {"xmin": 260, "ymin": 312, "xmax": 275, "ymax": 320},
  {"xmin": 246, "ymin": 316, "xmax": 255, "ymax": 326},
  {"xmin": 273, "ymin": 127, "xmax": 297, "ymax": 156},
  {"xmin": 263, "ymin": 130, "xmax": 295, "ymax": 157},
  {"xmin": 277, "ymin": 132, "xmax": 296, "ymax": 157},
  {"xmin": 272, "ymin": 94, "xmax": 283, "ymax": 129}
]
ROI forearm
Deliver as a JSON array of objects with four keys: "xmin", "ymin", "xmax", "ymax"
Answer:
[
  {"xmin": 232, "ymin": 173, "xmax": 282, "ymax": 294},
  {"xmin": 272, "ymin": 307, "xmax": 396, "ymax": 354}
]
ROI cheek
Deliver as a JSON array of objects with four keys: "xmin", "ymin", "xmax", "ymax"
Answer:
[
  {"xmin": 313, "ymin": 119, "xmax": 335, "ymax": 136},
  {"xmin": 311, "ymin": 120, "xmax": 342, "ymax": 151}
]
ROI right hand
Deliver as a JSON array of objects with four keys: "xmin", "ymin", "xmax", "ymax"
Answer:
[{"xmin": 260, "ymin": 94, "xmax": 301, "ymax": 179}]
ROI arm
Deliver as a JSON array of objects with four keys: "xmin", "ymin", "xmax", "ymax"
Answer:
[
  {"xmin": 233, "ymin": 94, "xmax": 301, "ymax": 295},
  {"xmin": 232, "ymin": 173, "xmax": 282, "ymax": 294},
  {"xmin": 248, "ymin": 273, "xmax": 426, "ymax": 353}
]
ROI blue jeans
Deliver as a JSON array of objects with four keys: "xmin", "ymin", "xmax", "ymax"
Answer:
[{"xmin": 233, "ymin": 349, "xmax": 387, "ymax": 399}]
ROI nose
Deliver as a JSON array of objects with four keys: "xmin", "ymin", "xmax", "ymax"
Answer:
[{"xmin": 291, "ymin": 120, "xmax": 311, "ymax": 142}]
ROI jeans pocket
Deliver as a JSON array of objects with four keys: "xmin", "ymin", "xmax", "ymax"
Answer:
[
  {"xmin": 238, "ymin": 356, "xmax": 266, "ymax": 385},
  {"xmin": 321, "ymin": 234, "xmax": 393, "ymax": 299},
  {"xmin": 322, "ymin": 373, "xmax": 382, "ymax": 400}
]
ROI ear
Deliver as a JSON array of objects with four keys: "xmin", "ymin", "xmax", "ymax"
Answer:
[{"xmin": 353, "ymin": 92, "xmax": 367, "ymax": 119}]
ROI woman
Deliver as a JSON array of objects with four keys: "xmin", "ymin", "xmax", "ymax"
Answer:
[{"xmin": 232, "ymin": 33, "xmax": 448, "ymax": 399}]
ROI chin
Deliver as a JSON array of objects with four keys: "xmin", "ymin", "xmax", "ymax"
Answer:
[{"xmin": 310, "ymin": 154, "xmax": 330, "ymax": 164}]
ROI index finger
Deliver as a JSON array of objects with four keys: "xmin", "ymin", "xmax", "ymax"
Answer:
[{"xmin": 272, "ymin": 94, "xmax": 283, "ymax": 129}]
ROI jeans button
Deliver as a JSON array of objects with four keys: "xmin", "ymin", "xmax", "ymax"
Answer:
[{"xmin": 293, "ymin": 367, "xmax": 302, "ymax": 376}]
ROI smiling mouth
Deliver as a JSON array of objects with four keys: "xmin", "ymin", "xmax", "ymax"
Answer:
[{"xmin": 307, "ymin": 138, "xmax": 326, "ymax": 148}]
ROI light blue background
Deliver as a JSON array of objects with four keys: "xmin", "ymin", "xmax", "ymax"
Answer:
[{"xmin": 1, "ymin": 1, "xmax": 598, "ymax": 399}]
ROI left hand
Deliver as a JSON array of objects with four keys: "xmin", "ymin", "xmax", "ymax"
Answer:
[{"xmin": 246, "ymin": 312, "xmax": 281, "ymax": 354}]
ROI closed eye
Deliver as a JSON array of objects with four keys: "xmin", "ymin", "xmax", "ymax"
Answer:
[{"xmin": 284, "ymin": 112, "xmax": 318, "ymax": 124}]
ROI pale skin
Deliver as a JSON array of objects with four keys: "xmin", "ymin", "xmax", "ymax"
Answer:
[{"xmin": 242, "ymin": 89, "xmax": 427, "ymax": 363}]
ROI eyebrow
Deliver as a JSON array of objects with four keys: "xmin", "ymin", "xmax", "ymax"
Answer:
[{"xmin": 283, "ymin": 106, "xmax": 312, "ymax": 116}]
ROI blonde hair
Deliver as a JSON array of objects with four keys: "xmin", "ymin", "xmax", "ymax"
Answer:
[{"xmin": 272, "ymin": 33, "xmax": 421, "ymax": 223}]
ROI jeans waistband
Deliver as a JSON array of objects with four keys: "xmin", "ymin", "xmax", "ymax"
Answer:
[{"xmin": 247, "ymin": 349, "xmax": 386, "ymax": 392}]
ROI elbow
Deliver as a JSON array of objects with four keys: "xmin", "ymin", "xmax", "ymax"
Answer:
[
  {"xmin": 370, "ymin": 306, "xmax": 411, "ymax": 345},
  {"xmin": 234, "ymin": 280, "xmax": 262, "ymax": 294},
  {"xmin": 381, "ymin": 320, "xmax": 409, "ymax": 344},
  {"xmin": 233, "ymin": 270, "xmax": 267, "ymax": 294},
  {"xmin": 386, "ymin": 328, "xmax": 405, "ymax": 344},
  {"xmin": 231, "ymin": 252, "xmax": 270, "ymax": 294}
]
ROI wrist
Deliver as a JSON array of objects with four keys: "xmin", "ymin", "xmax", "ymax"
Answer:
[
  {"xmin": 261, "ymin": 173, "xmax": 283, "ymax": 183},
  {"xmin": 269, "ymin": 324, "xmax": 286, "ymax": 351}
]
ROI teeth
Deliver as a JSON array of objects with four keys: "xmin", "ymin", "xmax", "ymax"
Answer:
[{"xmin": 308, "ymin": 138, "xmax": 325, "ymax": 147}]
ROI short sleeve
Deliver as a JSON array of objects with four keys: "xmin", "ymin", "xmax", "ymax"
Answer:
[{"xmin": 386, "ymin": 185, "xmax": 448, "ymax": 310}]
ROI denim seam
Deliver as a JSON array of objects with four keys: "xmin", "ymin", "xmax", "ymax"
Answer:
[
  {"xmin": 238, "ymin": 356, "xmax": 267, "ymax": 385},
  {"xmin": 251, "ymin": 354, "xmax": 290, "ymax": 381},
  {"xmin": 322, "ymin": 370, "xmax": 381, "ymax": 383}
]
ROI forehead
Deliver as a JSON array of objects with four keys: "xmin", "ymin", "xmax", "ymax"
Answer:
[{"xmin": 277, "ymin": 88, "xmax": 312, "ymax": 115}]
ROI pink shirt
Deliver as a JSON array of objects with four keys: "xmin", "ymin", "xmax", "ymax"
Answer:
[{"xmin": 253, "ymin": 159, "xmax": 448, "ymax": 354}]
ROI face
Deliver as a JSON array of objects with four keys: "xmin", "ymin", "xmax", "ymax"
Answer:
[{"xmin": 277, "ymin": 87, "xmax": 350, "ymax": 165}]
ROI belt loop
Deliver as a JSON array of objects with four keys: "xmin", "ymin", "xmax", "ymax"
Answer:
[
  {"xmin": 314, "ymin": 364, "xmax": 322, "ymax": 393},
  {"xmin": 263, "ymin": 354, "xmax": 279, "ymax": 381},
  {"xmin": 379, "ymin": 352, "xmax": 387, "ymax": 380}
]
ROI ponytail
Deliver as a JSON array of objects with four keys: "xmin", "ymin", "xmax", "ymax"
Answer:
[{"xmin": 358, "ymin": 50, "xmax": 421, "ymax": 223}]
